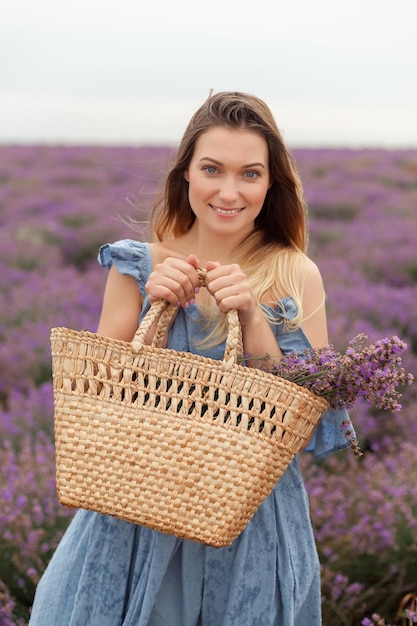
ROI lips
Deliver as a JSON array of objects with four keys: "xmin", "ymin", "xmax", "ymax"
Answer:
[{"xmin": 210, "ymin": 205, "xmax": 243, "ymax": 215}]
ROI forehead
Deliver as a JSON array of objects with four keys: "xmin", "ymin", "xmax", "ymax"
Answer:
[{"xmin": 192, "ymin": 126, "xmax": 269, "ymax": 163}]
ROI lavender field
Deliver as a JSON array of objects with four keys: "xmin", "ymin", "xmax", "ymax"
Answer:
[{"xmin": 1, "ymin": 145, "xmax": 416, "ymax": 625}]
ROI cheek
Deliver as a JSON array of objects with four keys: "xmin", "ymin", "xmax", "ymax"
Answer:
[
  {"xmin": 188, "ymin": 177, "xmax": 213, "ymax": 202},
  {"xmin": 252, "ymin": 184, "xmax": 269, "ymax": 207},
  {"xmin": 187, "ymin": 181, "xmax": 204, "ymax": 213}
]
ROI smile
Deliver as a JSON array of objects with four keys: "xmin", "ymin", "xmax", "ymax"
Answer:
[{"xmin": 210, "ymin": 205, "xmax": 243, "ymax": 215}]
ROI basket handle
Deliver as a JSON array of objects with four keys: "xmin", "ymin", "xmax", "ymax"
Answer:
[{"xmin": 131, "ymin": 269, "xmax": 243, "ymax": 370}]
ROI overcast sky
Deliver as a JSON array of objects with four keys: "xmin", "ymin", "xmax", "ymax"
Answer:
[{"xmin": 1, "ymin": 0, "xmax": 416, "ymax": 147}]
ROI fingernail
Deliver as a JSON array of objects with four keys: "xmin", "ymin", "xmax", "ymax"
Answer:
[
  {"xmin": 184, "ymin": 301, "xmax": 190, "ymax": 309},
  {"xmin": 189, "ymin": 298, "xmax": 195, "ymax": 306},
  {"xmin": 194, "ymin": 287, "xmax": 200, "ymax": 294}
]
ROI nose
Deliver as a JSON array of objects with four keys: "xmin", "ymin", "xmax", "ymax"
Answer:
[{"xmin": 218, "ymin": 176, "xmax": 240, "ymax": 204}]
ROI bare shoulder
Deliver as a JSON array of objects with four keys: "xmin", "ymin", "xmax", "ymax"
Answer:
[
  {"xmin": 297, "ymin": 255, "xmax": 328, "ymax": 347},
  {"xmin": 299, "ymin": 255, "xmax": 325, "ymax": 290},
  {"xmin": 287, "ymin": 252, "xmax": 326, "ymax": 313}
]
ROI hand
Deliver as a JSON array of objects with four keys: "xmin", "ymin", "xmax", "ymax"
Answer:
[
  {"xmin": 204, "ymin": 261, "xmax": 258, "ymax": 326},
  {"xmin": 145, "ymin": 254, "xmax": 201, "ymax": 306}
]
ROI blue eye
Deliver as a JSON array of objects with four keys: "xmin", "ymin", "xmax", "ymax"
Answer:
[
  {"xmin": 203, "ymin": 165, "xmax": 218, "ymax": 174},
  {"xmin": 245, "ymin": 170, "xmax": 260, "ymax": 179}
]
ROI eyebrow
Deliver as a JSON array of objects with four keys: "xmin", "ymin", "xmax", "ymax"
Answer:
[{"xmin": 199, "ymin": 157, "xmax": 266, "ymax": 169}]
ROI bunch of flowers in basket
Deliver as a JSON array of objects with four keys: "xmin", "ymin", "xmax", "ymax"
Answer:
[{"xmin": 253, "ymin": 334, "xmax": 414, "ymax": 458}]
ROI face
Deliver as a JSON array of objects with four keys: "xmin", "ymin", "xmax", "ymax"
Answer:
[{"xmin": 184, "ymin": 126, "xmax": 270, "ymax": 241}]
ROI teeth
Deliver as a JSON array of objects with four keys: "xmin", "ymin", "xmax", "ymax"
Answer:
[{"xmin": 212, "ymin": 206, "xmax": 241, "ymax": 215}]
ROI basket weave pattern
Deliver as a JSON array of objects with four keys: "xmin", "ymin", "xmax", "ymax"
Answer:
[{"xmin": 51, "ymin": 301, "xmax": 328, "ymax": 547}]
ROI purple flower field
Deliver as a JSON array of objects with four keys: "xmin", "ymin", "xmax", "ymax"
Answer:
[{"xmin": 0, "ymin": 145, "xmax": 416, "ymax": 625}]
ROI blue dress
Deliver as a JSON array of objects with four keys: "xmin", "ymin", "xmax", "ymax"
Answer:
[{"xmin": 30, "ymin": 240, "xmax": 350, "ymax": 626}]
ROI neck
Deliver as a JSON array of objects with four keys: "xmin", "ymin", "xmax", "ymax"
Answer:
[{"xmin": 180, "ymin": 224, "xmax": 248, "ymax": 265}]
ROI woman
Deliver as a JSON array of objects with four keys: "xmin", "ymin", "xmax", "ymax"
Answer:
[{"xmin": 30, "ymin": 91, "xmax": 350, "ymax": 625}]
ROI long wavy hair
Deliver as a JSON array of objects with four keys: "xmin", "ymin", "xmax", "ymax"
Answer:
[
  {"xmin": 149, "ymin": 91, "xmax": 312, "ymax": 335},
  {"xmin": 151, "ymin": 91, "xmax": 307, "ymax": 251}
]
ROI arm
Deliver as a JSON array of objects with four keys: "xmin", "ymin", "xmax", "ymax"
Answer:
[
  {"xmin": 96, "ymin": 265, "xmax": 143, "ymax": 341},
  {"xmin": 299, "ymin": 258, "xmax": 328, "ymax": 349},
  {"xmin": 295, "ymin": 258, "xmax": 329, "ymax": 450},
  {"xmin": 239, "ymin": 308, "xmax": 283, "ymax": 368}
]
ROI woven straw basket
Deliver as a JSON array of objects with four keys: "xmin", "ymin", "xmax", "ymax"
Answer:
[{"xmin": 51, "ymin": 300, "xmax": 328, "ymax": 548}]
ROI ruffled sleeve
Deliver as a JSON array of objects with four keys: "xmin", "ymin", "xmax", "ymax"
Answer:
[
  {"xmin": 303, "ymin": 407, "xmax": 353, "ymax": 459},
  {"xmin": 98, "ymin": 239, "xmax": 151, "ymax": 299},
  {"xmin": 271, "ymin": 298, "xmax": 353, "ymax": 459}
]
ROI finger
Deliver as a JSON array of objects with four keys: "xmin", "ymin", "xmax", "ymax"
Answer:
[
  {"xmin": 205, "ymin": 260, "xmax": 221, "ymax": 271},
  {"xmin": 185, "ymin": 254, "xmax": 203, "ymax": 293},
  {"xmin": 186, "ymin": 253, "xmax": 201, "ymax": 269},
  {"xmin": 146, "ymin": 262, "xmax": 199, "ymax": 306},
  {"xmin": 166, "ymin": 258, "xmax": 201, "ymax": 294},
  {"xmin": 146, "ymin": 276, "xmax": 187, "ymax": 305}
]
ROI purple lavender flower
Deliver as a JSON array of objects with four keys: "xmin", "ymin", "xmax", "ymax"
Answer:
[{"xmin": 271, "ymin": 334, "xmax": 413, "ymax": 410}]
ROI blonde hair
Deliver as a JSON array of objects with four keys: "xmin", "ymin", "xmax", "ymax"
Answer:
[
  {"xmin": 197, "ymin": 233, "xmax": 308, "ymax": 347},
  {"xmin": 149, "ymin": 91, "xmax": 310, "ymax": 344}
]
